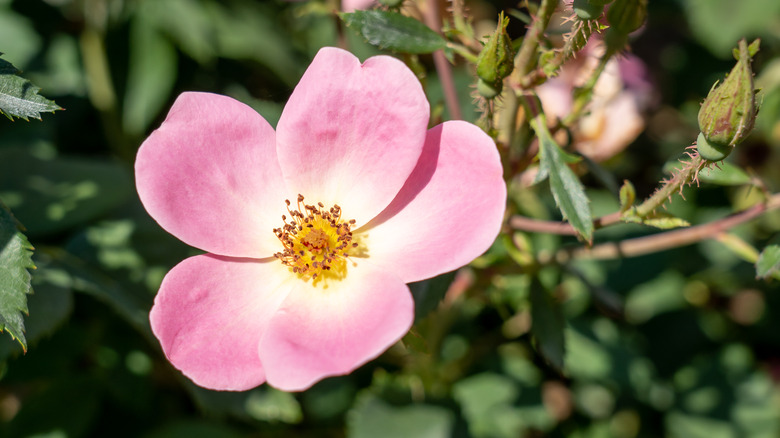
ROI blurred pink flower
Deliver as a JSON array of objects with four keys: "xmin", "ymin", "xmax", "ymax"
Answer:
[
  {"xmin": 537, "ymin": 42, "xmax": 653, "ymax": 162},
  {"xmin": 342, "ymin": 0, "xmax": 375, "ymax": 12},
  {"xmin": 135, "ymin": 47, "xmax": 505, "ymax": 392}
]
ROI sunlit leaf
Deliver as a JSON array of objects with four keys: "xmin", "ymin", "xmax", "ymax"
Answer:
[
  {"xmin": 0, "ymin": 202, "xmax": 34, "ymax": 350},
  {"xmin": 755, "ymin": 244, "xmax": 780, "ymax": 279},
  {"xmin": 531, "ymin": 117, "xmax": 593, "ymax": 242},
  {"xmin": 0, "ymin": 54, "xmax": 60, "ymax": 121},
  {"xmin": 341, "ymin": 10, "xmax": 447, "ymax": 54}
]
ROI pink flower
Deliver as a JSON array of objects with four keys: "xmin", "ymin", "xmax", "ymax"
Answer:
[
  {"xmin": 341, "ymin": 0, "xmax": 375, "ymax": 12},
  {"xmin": 135, "ymin": 47, "xmax": 506, "ymax": 392},
  {"xmin": 537, "ymin": 42, "xmax": 653, "ymax": 162}
]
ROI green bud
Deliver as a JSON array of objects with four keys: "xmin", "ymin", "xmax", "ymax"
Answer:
[
  {"xmin": 606, "ymin": 0, "xmax": 647, "ymax": 35},
  {"xmin": 476, "ymin": 12, "xmax": 514, "ymax": 95},
  {"xmin": 696, "ymin": 132, "xmax": 732, "ymax": 161},
  {"xmin": 573, "ymin": 0, "xmax": 608, "ymax": 20},
  {"xmin": 697, "ymin": 39, "xmax": 760, "ymax": 150},
  {"xmin": 477, "ymin": 78, "xmax": 501, "ymax": 99}
]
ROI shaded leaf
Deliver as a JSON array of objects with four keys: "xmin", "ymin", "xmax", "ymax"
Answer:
[
  {"xmin": 245, "ymin": 387, "xmax": 303, "ymax": 424},
  {"xmin": 408, "ymin": 271, "xmax": 455, "ymax": 322},
  {"xmin": 530, "ymin": 278, "xmax": 566, "ymax": 371},
  {"xmin": 348, "ymin": 392, "xmax": 453, "ymax": 438},
  {"xmin": 341, "ymin": 10, "xmax": 447, "ymax": 54},
  {"xmin": 0, "ymin": 54, "xmax": 60, "ymax": 121},
  {"xmin": 698, "ymin": 162, "xmax": 752, "ymax": 186},
  {"xmin": 452, "ymin": 373, "xmax": 521, "ymax": 438},
  {"xmin": 123, "ymin": 13, "xmax": 178, "ymax": 136},
  {"xmin": 531, "ymin": 117, "xmax": 593, "ymax": 242},
  {"xmin": 755, "ymin": 244, "xmax": 780, "ymax": 280},
  {"xmin": 0, "ymin": 148, "xmax": 132, "ymax": 238},
  {"xmin": 0, "ymin": 202, "xmax": 33, "ymax": 350}
]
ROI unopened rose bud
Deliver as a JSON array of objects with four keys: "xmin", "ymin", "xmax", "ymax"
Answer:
[
  {"xmin": 606, "ymin": 0, "xmax": 647, "ymax": 35},
  {"xmin": 573, "ymin": 0, "xmax": 613, "ymax": 21},
  {"xmin": 697, "ymin": 39, "xmax": 760, "ymax": 161},
  {"xmin": 476, "ymin": 12, "xmax": 514, "ymax": 99}
]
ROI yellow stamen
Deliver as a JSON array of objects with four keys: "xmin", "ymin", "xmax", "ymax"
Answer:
[{"xmin": 273, "ymin": 194, "xmax": 359, "ymax": 282}]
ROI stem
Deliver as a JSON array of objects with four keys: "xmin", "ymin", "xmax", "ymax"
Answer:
[
  {"xmin": 634, "ymin": 155, "xmax": 706, "ymax": 217},
  {"xmin": 425, "ymin": 0, "xmax": 462, "ymax": 120},
  {"xmin": 512, "ymin": 0, "xmax": 557, "ymax": 84},
  {"xmin": 80, "ymin": 27, "xmax": 133, "ymax": 162},
  {"xmin": 544, "ymin": 193, "xmax": 780, "ymax": 263},
  {"xmin": 510, "ymin": 212, "xmax": 622, "ymax": 235}
]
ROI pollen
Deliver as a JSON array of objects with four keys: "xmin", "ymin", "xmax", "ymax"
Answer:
[{"xmin": 273, "ymin": 194, "xmax": 358, "ymax": 282}]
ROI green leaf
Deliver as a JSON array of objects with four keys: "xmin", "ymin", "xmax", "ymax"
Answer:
[
  {"xmin": 347, "ymin": 392, "xmax": 454, "ymax": 438},
  {"xmin": 408, "ymin": 271, "xmax": 455, "ymax": 322},
  {"xmin": 619, "ymin": 180, "xmax": 636, "ymax": 213},
  {"xmin": 530, "ymin": 278, "xmax": 566, "ymax": 371},
  {"xmin": 245, "ymin": 387, "xmax": 303, "ymax": 424},
  {"xmin": 452, "ymin": 373, "xmax": 531, "ymax": 438},
  {"xmin": 530, "ymin": 117, "xmax": 593, "ymax": 242},
  {"xmin": 0, "ymin": 201, "xmax": 34, "ymax": 350},
  {"xmin": 681, "ymin": 0, "xmax": 780, "ymax": 57},
  {"xmin": 341, "ymin": 10, "xmax": 447, "ymax": 54},
  {"xmin": 0, "ymin": 53, "xmax": 60, "ymax": 121},
  {"xmin": 755, "ymin": 244, "xmax": 780, "ymax": 280},
  {"xmin": 698, "ymin": 162, "xmax": 752, "ymax": 186}
]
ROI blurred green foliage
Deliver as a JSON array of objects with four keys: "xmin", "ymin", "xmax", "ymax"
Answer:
[{"xmin": 1, "ymin": 0, "xmax": 780, "ymax": 437}]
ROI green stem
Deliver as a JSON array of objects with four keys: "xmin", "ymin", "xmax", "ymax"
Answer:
[
  {"xmin": 512, "ymin": 0, "xmax": 557, "ymax": 84},
  {"xmin": 634, "ymin": 155, "xmax": 706, "ymax": 217},
  {"xmin": 80, "ymin": 28, "xmax": 133, "ymax": 162}
]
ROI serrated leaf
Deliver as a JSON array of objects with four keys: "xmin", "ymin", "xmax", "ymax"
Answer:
[
  {"xmin": 530, "ymin": 117, "xmax": 593, "ymax": 242},
  {"xmin": 0, "ymin": 54, "xmax": 61, "ymax": 121},
  {"xmin": 530, "ymin": 278, "xmax": 566, "ymax": 371},
  {"xmin": 756, "ymin": 244, "xmax": 780, "ymax": 279},
  {"xmin": 698, "ymin": 162, "xmax": 752, "ymax": 186},
  {"xmin": 341, "ymin": 10, "xmax": 447, "ymax": 54},
  {"xmin": 0, "ymin": 202, "xmax": 34, "ymax": 350}
]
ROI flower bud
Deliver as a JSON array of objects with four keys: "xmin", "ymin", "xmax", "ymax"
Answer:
[
  {"xmin": 606, "ymin": 0, "xmax": 647, "ymax": 35},
  {"xmin": 697, "ymin": 39, "xmax": 760, "ymax": 155},
  {"xmin": 573, "ymin": 0, "xmax": 613, "ymax": 20},
  {"xmin": 476, "ymin": 12, "xmax": 514, "ymax": 98}
]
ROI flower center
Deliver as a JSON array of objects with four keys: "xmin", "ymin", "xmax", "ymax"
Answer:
[{"xmin": 273, "ymin": 194, "xmax": 358, "ymax": 282}]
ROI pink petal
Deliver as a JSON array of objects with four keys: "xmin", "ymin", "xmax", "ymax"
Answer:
[
  {"xmin": 150, "ymin": 254, "xmax": 293, "ymax": 391},
  {"xmin": 259, "ymin": 261, "xmax": 414, "ymax": 391},
  {"xmin": 361, "ymin": 121, "xmax": 506, "ymax": 283},
  {"xmin": 135, "ymin": 92, "xmax": 288, "ymax": 258},
  {"xmin": 276, "ymin": 47, "xmax": 429, "ymax": 226}
]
